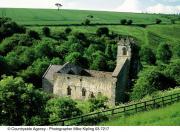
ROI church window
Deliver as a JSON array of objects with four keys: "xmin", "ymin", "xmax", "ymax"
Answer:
[
  {"xmin": 82, "ymin": 88, "xmax": 86, "ymax": 97},
  {"xmin": 67, "ymin": 86, "xmax": 71, "ymax": 96},
  {"xmin": 122, "ymin": 47, "xmax": 127, "ymax": 55},
  {"xmin": 90, "ymin": 92, "xmax": 95, "ymax": 98}
]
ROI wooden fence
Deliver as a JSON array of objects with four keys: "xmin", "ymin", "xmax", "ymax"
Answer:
[{"xmin": 46, "ymin": 92, "xmax": 180, "ymax": 126}]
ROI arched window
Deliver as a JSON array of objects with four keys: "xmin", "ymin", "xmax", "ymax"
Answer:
[
  {"xmin": 90, "ymin": 92, "xmax": 94, "ymax": 98},
  {"xmin": 82, "ymin": 88, "xmax": 86, "ymax": 97},
  {"xmin": 67, "ymin": 86, "xmax": 71, "ymax": 96},
  {"xmin": 122, "ymin": 47, "xmax": 127, "ymax": 55}
]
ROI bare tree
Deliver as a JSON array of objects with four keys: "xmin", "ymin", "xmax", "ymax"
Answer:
[{"xmin": 55, "ymin": 3, "xmax": 63, "ymax": 11}]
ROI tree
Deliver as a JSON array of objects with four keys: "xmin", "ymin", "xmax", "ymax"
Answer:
[
  {"xmin": 45, "ymin": 97, "xmax": 82, "ymax": 123},
  {"xmin": 0, "ymin": 55, "xmax": 9, "ymax": 76},
  {"xmin": 84, "ymin": 19, "xmax": 91, "ymax": 25},
  {"xmin": 55, "ymin": 3, "xmax": 62, "ymax": 11},
  {"xmin": 164, "ymin": 59, "xmax": 180, "ymax": 85},
  {"xmin": 131, "ymin": 67, "xmax": 176, "ymax": 100},
  {"xmin": 140, "ymin": 46, "xmax": 156, "ymax": 65},
  {"xmin": 90, "ymin": 51, "xmax": 107, "ymax": 71},
  {"xmin": 27, "ymin": 30, "xmax": 40, "ymax": 40},
  {"xmin": 64, "ymin": 27, "xmax": 72, "ymax": 34},
  {"xmin": 156, "ymin": 43, "xmax": 172, "ymax": 63},
  {"xmin": 120, "ymin": 19, "xmax": 127, "ymax": 25},
  {"xmin": 42, "ymin": 27, "xmax": 50, "ymax": 37},
  {"xmin": 0, "ymin": 76, "xmax": 49, "ymax": 125},
  {"xmin": 127, "ymin": 20, "xmax": 133, "ymax": 25},
  {"xmin": 96, "ymin": 27, "xmax": 109, "ymax": 37},
  {"xmin": 156, "ymin": 19, "xmax": 162, "ymax": 24}
]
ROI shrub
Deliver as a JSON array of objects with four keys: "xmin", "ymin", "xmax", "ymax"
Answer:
[
  {"xmin": 131, "ymin": 67, "xmax": 176, "ymax": 100},
  {"xmin": 120, "ymin": 19, "xmax": 127, "ymax": 25},
  {"xmin": 96, "ymin": 27, "xmax": 109, "ymax": 37},
  {"xmin": 84, "ymin": 19, "xmax": 91, "ymax": 25},
  {"xmin": 88, "ymin": 94, "xmax": 108, "ymax": 112},
  {"xmin": 127, "ymin": 20, "xmax": 133, "ymax": 25},
  {"xmin": 27, "ymin": 30, "xmax": 40, "ymax": 40},
  {"xmin": 64, "ymin": 27, "xmax": 72, "ymax": 34},
  {"xmin": 42, "ymin": 27, "xmax": 50, "ymax": 37},
  {"xmin": 140, "ymin": 46, "xmax": 156, "ymax": 65},
  {"xmin": 0, "ymin": 76, "xmax": 49, "ymax": 125},
  {"xmin": 156, "ymin": 19, "xmax": 162, "ymax": 24},
  {"xmin": 46, "ymin": 97, "xmax": 82, "ymax": 123},
  {"xmin": 156, "ymin": 43, "xmax": 172, "ymax": 64}
]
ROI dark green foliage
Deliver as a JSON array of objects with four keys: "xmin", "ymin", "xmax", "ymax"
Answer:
[
  {"xmin": 120, "ymin": 19, "xmax": 127, "ymax": 25},
  {"xmin": 0, "ymin": 56, "xmax": 9, "ymax": 76},
  {"xmin": 156, "ymin": 19, "xmax": 162, "ymax": 24},
  {"xmin": 156, "ymin": 43, "xmax": 172, "ymax": 64},
  {"xmin": 140, "ymin": 46, "xmax": 156, "ymax": 65},
  {"xmin": 127, "ymin": 20, "xmax": 133, "ymax": 25},
  {"xmin": 84, "ymin": 19, "xmax": 91, "ymax": 25},
  {"xmin": 0, "ymin": 17, "xmax": 25, "ymax": 41},
  {"xmin": 96, "ymin": 27, "xmax": 109, "ymax": 37},
  {"xmin": 0, "ymin": 76, "xmax": 49, "ymax": 125},
  {"xmin": 164, "ymin": 59, "xmax": 180, "ymax": 85},
  {"xmin": 131, "ymin": 67, "xmax": 176, "ymax": 100},
  {"xmin": 90, "ymin": 51, "xmax": 107, "ymax": 71},
  {"xmin": 42, "ymin": 26, "xmax": 50, "ymax": 37},
  {"xmin": 64, "ymin": 27, "xmax": 72, "ymax": 34},
  {"xmin": 27, "ymin": 30, "xmax": 40, "ymax": 40},
  {"xmin": 88, "ymin": 94, "xmax": 108, "ymax": 112},
  {"xmin": 46, "ymin": 97, "xmax": 82, "ymax": 123},
  {"xmin": 65, "ymin": 52, "xmax": 88, "ymax": 67}
]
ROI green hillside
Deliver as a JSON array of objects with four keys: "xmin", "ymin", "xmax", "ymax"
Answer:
[
  {"xmin": 0, "ymin": 8, "xmax": 172, "ymax": 25},
  {"xmin": 99, "ymin": 102, "xmax": 180, "ymax": 126}
]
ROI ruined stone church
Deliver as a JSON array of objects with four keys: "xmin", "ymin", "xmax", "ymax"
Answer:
[{"xmin": 42, "ymin": 38, "xmax": 135, "ymax": 105}]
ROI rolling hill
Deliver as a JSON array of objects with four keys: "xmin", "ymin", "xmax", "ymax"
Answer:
[{"xmin": 0, "ymin": 8, "xmax": 174, "ymax": 25}]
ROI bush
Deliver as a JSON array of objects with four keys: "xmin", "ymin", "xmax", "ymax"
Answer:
[
  {"xmin": 131, "ymin": 67, "xmax": 176, "ymax": 100},
  {"xmin": 88, "ymin": 94, "xmax": 108, "ymax": 112},
  {"xmin": 140, "ymin": 46, "xmax": 156, "ymax": 65},
  {"xmin": 156, "ymin": 19, "xmax": 162, "ymax": 24},
  {"xmin": 156, "ymin": 43, "xmax": 172, "ymax": 64},
  {"xmin": 64, "ymin": 27, "xmax": 72, "ymax": 34},
  {"xmin": 96, "ymin": 27, "xmax": 109, "ymax": 37},
  {"xmin": 84, "ymin": 19, "xmax": 91, "ymax": 25},
  {"xmin": 120, "ymin": 19, "xmax": 127, "ymax": 25},
  {"xmin": 46, "ymin": 97, "xmax": 82, "ymax": 123},
  {"xmin": 127, "ymin": 20, "xmax": 133, "ymax": 25},
  {"xmin": 27, "ymin": 30, "xmax": 40, "ymax": 40},
  {"xmin": 42, "ymin": 27, "xmax": 50, "ymax": 37},
  {"xmin": 0, "ymin": 76, "xmax": 49, "ymax": 125}
]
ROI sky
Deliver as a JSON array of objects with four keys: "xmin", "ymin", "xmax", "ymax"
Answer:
[{"xmin": 0, "ymin": 0, "xmax": 180, "ymax": 14}]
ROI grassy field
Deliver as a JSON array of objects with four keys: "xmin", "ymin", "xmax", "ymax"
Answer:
[
  {"xmin": 99, "ymin": 102, "xmax": 180, "ymax": 126},
  {"xmin": 0, "ymin": 8, "xmax": 173, "ymax": 25}
]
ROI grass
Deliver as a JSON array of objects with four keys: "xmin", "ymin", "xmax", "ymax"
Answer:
[
  {"xmin": 0, "ymin": 8, "xmax": 173, "ymax": 25},
  {"xmin": 99, "ymin": 102, "xmax": 180, "ymax": 126}
]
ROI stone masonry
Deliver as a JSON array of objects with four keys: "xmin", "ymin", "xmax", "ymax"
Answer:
[{"xmin": 42, "ymin": 38, "xmax": 135, "ymax": 105}]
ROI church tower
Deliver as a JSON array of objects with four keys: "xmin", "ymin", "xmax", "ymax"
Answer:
[{"xmin": 117, "ymin": 38, "xmax": 132, "ymax": 64}]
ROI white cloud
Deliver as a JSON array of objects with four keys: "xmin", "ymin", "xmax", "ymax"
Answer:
[
  {"xmin": 115, "ymin": 0, "xmax": 143, "ymax": 13},
  {"xmin": 146, "ymin": 4, "xmax": 180, "ymax": 14}
]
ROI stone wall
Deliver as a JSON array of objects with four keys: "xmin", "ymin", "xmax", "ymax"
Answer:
[{"xmin": 53, "ymin": 73, "xmax": 117, "ymax": 104}]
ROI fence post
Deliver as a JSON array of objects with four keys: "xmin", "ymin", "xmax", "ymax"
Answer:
[
  {"xmin": 153, "ymin": 99, "xmax": 156, "ymax": 108},
  {"xmin": 111, "ymin": 109, "xmax": 114, "ymax": 115},
  {"xmin": 81, "ymin": 116, "xmax": 84, "ymax": 123},
  {"xmin": 135, "ymin": 104, "xmax": 137, "ymax": 113},
  {"xmin": 162, "ymin": 97, "xmax": 164, "ymax": 107},
  {"xmin": 124, "ymin": 106, "xmax": 126, "ymax": 116},
  {"xmin": 144, "ymin": 102, "xmax": 147, "ymax": 111},
  {"xmin": 62, "ymin": 120, "xmax": 65, "ymax": 126},
  {"xmin": 171, "ymin": 95, "xmax": 173, "ymax": 104}
]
